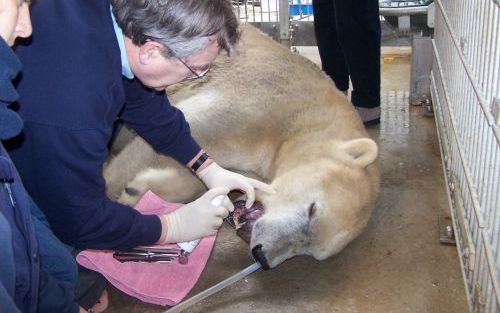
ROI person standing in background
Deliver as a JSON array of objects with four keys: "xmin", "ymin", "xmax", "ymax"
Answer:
[{"xmin": 312, "ymin": 0, "xmax": 381, "ymax": 125}]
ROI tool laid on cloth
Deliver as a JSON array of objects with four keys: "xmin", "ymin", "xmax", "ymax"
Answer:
[
  {"xmin": 177, "ymin": 194, "xmax": 226, "ymax": 256},
  {"xmin": 76, "ymin": 191, "xmax": 217, "ymax": 306},
  {"xmin": 163, "ymin": 261, "xmax": 262, "ymax": 313},
  {"xmin": 113, "ymin": 247, "xmax": 187, "ymax": 264},
  {"xmin": 112, "ymin": 194, "xmax": 226, "ymax": 265}
]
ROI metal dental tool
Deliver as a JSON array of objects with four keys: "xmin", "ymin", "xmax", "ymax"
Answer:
[
  {"xmin": 113, "ymin": 194, "xmax": 226, "ymax": 265},
  {"xmin": 113, "ymin": 247, "xmax": 187, "ymax": 264}
]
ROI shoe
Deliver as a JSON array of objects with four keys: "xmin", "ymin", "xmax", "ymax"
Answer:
[{"xmin": 355, "ymin": 106, "xmax": 381, "ymax": 126}]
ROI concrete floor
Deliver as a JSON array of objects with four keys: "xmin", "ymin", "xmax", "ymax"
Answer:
[{"xmin": 105, "ymin": 48, "xmax": 469, "ymax": 313}]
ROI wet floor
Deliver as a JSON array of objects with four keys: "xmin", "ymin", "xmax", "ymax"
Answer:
[{"xmin": 105, "ymin": 47, "xmax": 468, "ymax": 313}]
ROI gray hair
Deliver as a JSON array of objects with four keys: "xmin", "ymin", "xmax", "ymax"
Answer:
[{"xmin": 111, "ymin": 0, "xmax": 240, "ymax": 59}]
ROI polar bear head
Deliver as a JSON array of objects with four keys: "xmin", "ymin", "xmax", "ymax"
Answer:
[{"xmin": 250, "ymin": 138, "xmax": 379, "ymax": 269}]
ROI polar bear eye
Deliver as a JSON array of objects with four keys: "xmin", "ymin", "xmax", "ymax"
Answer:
[{"xmin": 308, "ymin": 203, "xmax": 316, "ymax": 219}]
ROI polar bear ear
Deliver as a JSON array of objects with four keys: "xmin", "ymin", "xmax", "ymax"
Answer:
[{"xmin": 340, "ymin": 138, "xmax": 378, "ymax": 168}]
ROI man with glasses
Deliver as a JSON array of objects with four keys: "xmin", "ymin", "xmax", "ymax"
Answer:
[
  {"xmin": 312, "ymin": 0, "xmax": 381, "ymax": 125},
  {"xmin": 178, "ymin": 57, "xmax": 211, "ymax": 79},
  {"xmin": 9, "ymin": 0, "xmax": 273, "ymax": 309}
]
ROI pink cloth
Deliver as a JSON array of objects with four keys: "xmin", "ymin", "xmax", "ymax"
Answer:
[{"xmin": 76, "ymin": 190, "xmax": 216, "ymax": 306}]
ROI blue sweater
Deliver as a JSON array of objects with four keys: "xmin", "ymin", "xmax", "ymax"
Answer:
[
  {"xmin": 10, "ymin": 0, "xmax": 201, "ymax": 249},
  {"xmin": 0, "ymin": 37, "xmax": 78, "ymax": 313}
]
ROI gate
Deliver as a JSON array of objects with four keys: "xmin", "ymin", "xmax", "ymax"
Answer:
[
  {"xmin": 430, "ymin": 0, "xmax": 500, "ymax": 312},
  {"xmin": 232, "ymin": 0, "xmax": 434, "ymax": 46},
  {"xmin": 233, "ymin": 0, "xmax": 315, "ymax": 46}
]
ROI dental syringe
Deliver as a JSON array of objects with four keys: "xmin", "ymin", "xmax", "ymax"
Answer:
[{"xmin": 177, "ymin": 194, "xmax": 226, "ymax": 257}]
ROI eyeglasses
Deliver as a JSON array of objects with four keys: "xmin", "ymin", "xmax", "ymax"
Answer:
[{"xmin": 177, "ymin": 58, "xmax": 210, "ymax": 79}]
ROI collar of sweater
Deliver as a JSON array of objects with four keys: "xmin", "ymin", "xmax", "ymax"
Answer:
[
  {"xmin": 0, "ymin": 37, "xmax": 21, "ymax": 103},
  {"xmin": 0, "ymin": 38, "xmax": 24, "ymax": 140}
]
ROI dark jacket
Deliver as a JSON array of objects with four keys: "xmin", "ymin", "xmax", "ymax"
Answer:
[
  {"xmin": 10, "ymin": 0, "xmax": 202, "ymax": 249},
  {"xmin": 0, "ymin": 37, "xmax": 78, "ymax": 313}
]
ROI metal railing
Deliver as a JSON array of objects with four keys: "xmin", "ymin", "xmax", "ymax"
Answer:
[
  {"xmin": 233, "ymin": 0, "xmax": 313, "ymax": 46},
  {"xmin": 233, "ymin": 0, "xmax": 433, "ymax": 45},
  {"xmin": 430, "ymin": 0, "xmax": 500, "ymax": 312}
]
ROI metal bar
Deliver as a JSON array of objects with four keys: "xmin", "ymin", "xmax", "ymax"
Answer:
[
  {"xmin": 244, "ymin": 1, "xmax": 249, "ymax": 21},
  {"xmin": 278, "ymin": 0, "xmax": 290, "ymax": 47},
  {"xmin": 251, "ymin": 0, "xmax": 256, "ymax": 22},
  {"xmin": 430, "ymin": 72, "xmax": 474, "ymax": 312},
  {"xmin": 260, "ymin": 0, "xmax": 269, "ymax": 21},
  {"xmin": 484, "ymin": 1, "xmax": 494, "ymax": 101},
  {"xmin": 491, "ymin": 3, "xmax": 500, "ymax": 99},
  {"xmin": 379, "ymin": 6, "xmax": 428, "ymax": 16}
]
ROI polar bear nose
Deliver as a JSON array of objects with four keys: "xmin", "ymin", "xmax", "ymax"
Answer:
[{"xmin": 251, "ymin": 244, "xmax": 270, "ymax": 270}]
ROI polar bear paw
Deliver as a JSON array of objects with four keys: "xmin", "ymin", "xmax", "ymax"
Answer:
[
  {"xmin": 117, "ymin": 168, "xmax": 177, "ymax": 206},
  {"xmin": 117, "ymin": 167, "xmax": 205, "ymax": 206}
]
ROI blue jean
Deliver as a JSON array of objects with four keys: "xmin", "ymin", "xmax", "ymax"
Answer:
[
  {"xmin": 29, "ymin": 197, "xmax": 107, "ymax": 309},
  {"xmin": 29, "ymin": 197, "xmax": 78, "ymax": 286}
]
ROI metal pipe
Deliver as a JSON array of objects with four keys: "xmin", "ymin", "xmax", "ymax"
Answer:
[
  {"xmin": 278, "ymin": 0, "xmax": 290, "ymax": 47},
  {"xmin": 379, "ymin": 6, "xmax": 428, "ymax": 16}
]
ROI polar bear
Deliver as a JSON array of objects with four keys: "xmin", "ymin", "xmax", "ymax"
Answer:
[{"xmin": 104, "ymin": 24, "xmax": 380, "ymax": 269}]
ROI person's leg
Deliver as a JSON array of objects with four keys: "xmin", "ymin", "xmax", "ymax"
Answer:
[
  {"xmin": 312, "ymin": 0, "xmax": 349, "ymax": 92},
  {"xmin": 29, "ymin": 197, "xmax": 108, "ymax": 311},
  {"xmin": 74, "ymin": 264, "xmax": 108, "ymax": 311},
  {"xmin": 0, "ymin": 215, "xmax": 19, "ymax": 313},
  {"xmin": 334, "ymin": 0, "xmax": 381, "ymax": 117},
  {"xmin": 0, "ymin": 214, "xmax": 15, "ymax": 297},
  {"xmin": 29, "ymin": 196, "xmax": 79, "ymax": 286}
]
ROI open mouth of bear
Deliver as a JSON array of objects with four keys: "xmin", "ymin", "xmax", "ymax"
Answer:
[{"xmin": 227, "ymin": 200, "xmax": 264, "ymax": 244}]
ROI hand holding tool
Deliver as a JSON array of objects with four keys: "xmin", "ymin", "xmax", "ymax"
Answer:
[
  {"xmin": 198, "ymin": 162, "xmax": 275, "ymax": 208},
  {"xmin": 177, "ymin": 194, "xmax": 226, "ymax": 260},
  {"xmin": 163, "ymin": 188, "xmax": 229, "ymax": 243}
]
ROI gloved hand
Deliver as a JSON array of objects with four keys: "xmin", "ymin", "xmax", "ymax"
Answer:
[
  {"xmin": 198, "ymin": 162, "xmax": 275, "ymax": 209},
  {"xmin": 160, "ymin": 187, "xmax": 230, "ymax": 243}
]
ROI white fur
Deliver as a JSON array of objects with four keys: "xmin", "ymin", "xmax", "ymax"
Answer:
[{"xmin": 104, "ymin": 25, "xmax": 380, "ymax": 268}]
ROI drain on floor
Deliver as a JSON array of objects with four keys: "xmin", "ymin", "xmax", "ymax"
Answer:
[{"xmin": 438, "ymin": 215, "xmax": 456, "ymax": 245}]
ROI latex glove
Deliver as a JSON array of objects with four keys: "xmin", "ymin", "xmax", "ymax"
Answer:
[
  {"xmin": 198, "ymin": 162, "xmax": 275, "ymax": 209},
  {"xmin": 161, "ymin": 187, "xmax": 230, "ymax": 243}
]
